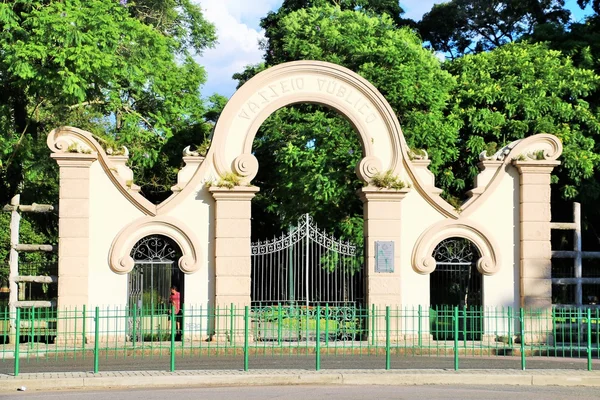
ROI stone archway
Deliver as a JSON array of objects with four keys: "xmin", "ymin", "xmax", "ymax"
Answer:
[{"xmin": 202, "ymin": 61, "xmax": 418, "ymax": 307}]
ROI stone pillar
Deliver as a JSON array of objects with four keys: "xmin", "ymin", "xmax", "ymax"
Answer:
[
  {"xmin": 51, "ymin": 152, "xmax": 97, "ymax": 345},
  {"xmin": 359, "ymin": 187, "xmax": 409, "ymax": 342},
  {"xmin": 209, "ymin": 186, "xmax": 259, "ymax": 340},
  {"xmin": 514, "ymin": 160, "xmax": 560, "ymax": 344}
]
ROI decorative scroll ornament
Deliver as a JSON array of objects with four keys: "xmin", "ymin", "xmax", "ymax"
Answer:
[
  {"xmin": 183, "ymin": 145, "xmax": 200, "ymax": 157},
  {"xmin": 251, "ymin": 214, "xmax": 356, "ymax": 256},
  {"xmin": 356, "ymin": 156, "xmax": 382, "ymax": 182},
  {"xmin": 414, "ymin": 256, "xmax": 437, "ymax": 274},
  {"xmin": 232, "ymin": 153, "xmax": 259, "ymax": 183},
  {"xmin": 116, "ymin": 256, "xmax": 135, "ymax": 274},
  {"xmin": 106, "ymin": 146, "xmax": 129, "ymax": 156},
  {"xmin": 409, "ymin": 149, "xmax": 429, "ymax": 161},
  {"xmin": 477, "ymin": 255, "xmax": 496, "ymax": 275},
  {"xmin": 131, "ymin": 235, "xmax": 179, "ymax": 261},
  {"xmin": 479, "ymin": 134, "xmax": 563, "ymax": 163},
  {"xmin": 178, "ymin": 254, "xmax": 196, "ymax": 274},
  {"xmin": 47, "ymin": 126, "xmax": 97, "ymax": 154}
]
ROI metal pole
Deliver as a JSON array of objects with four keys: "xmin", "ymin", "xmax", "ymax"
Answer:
[
  {"xmin": 14, "ymin": 307, "xmax": 20, "ymax": 376},
  {"xmin": 289, "ymin": 237, "xmax": 294, "ymax": 304},
  {"xmin": 170, "ymin": 305, "xmax": 176, "ymax": 372},
  {"xmin": 587, "ymin": 308, "xmax": 592, "ymax": 371},
  {"xmin": 93, "ymin": 307, "xmax": 100, "ymax": 373},
  {"xmin": 371, "ymin": 303, "xmax": 375, "ymax": 346},
  {"xmin": 230, "ymin": 303, "xmax": 235, "ymax": 347},
  {"xmin": 574, "ymin": 203, "xmax": 583, "ymax": 306},
  {"xmin": 418, "ymin": 305, "xmax": 422, "ymax": 348},
  {"xmin": 385, "ymin": 306, "xmax": 390, "ymax": 370},
  {"xmin": 82, "ymin": 305, "xmax": 87, "ymax": 352},
  {"xmin": 453, "ymin": 306, "xmax": 459, "ymax": 371},
  {"xmin": 315, "ymin": 305, "xmax": 321, "ymax": 371},
  {"xmin": 520, "ymin": 308, "xmax": 526, "ymax": 371},
  {"xmin": 9, "ymin": 195, "xmax": 20, "ymax": 345},
  {"xmin": 305, "ymin": 216, "xmax": 310, "ymax": 308},
  {"xmin": 508, "ymin": 307, "xmax": 513, "ymax": 346},
  {"xmin": 244, "ymin": 306, "xmax": 249, "ymax": 371}
]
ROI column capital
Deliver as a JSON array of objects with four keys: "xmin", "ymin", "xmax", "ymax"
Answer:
[
  {"xmin": 51, "ymin": 152, "xmax": 97, "ymax": 168},
  {"xmin": 512, "ymin": 160, "xmax": 560, "ymax": 175},
  {"xmin": 209, "ymin": 186, "xmax": 259, "ymax": 201},
  {"xmin": 358, "ymin": 187, "xmax": 410, "ymax": 203}
]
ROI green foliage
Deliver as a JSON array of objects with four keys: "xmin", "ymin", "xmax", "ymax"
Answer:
[
  {"xmin": 445, "ymin": 42, "xmax": 600, "ymax": 201},
  {"xmin": 0, "ymin": 0, "xmax": 216, "ymax": 245},
  {"xmin": 0, "ymin": 213, "xmax": 56, "ymax": 284},
  {"xmin": 418, "ymin": 0, "xmax": 570, "ymax": 58},
  {"xmin": 0, "ymin": 0, "xmax": 216, "ymax": 205}
]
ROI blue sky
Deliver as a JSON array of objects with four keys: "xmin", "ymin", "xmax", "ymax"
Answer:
[{"xmin": 195, "ymin": 0, "xmax": 593, "ymax": 99}]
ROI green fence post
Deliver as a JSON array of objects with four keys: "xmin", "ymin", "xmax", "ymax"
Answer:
[
  {"xmin": 93, "ymin": 307, "xmax": 100, "ymax": 373},
  {"xmin": 277, "ymin": 304, "xmax": 283, "ymax": 346},
  {"xmin": 14, "ymin": 308, "xmax": 20, "ymax": 377},
  {"xmin": 82, "ymin": 305, "xmax": 87, "ymax": 352},
  {"xmin": 587, "ymin": 308, "xmax": 592, "ymax": 371},
  {"xmin": 418, "ymin": 305, "xmax": 422, "ymax": 348},
  {"xmin": 508, "ymin": 307, "xmax": 513, "ymax": 346},
  {"xmin": 520, "ymin": 308, "xmax": 526, "ymax": 371},
  {"xmin": 316, "ymin": 305, "xmax": 321, "ymax": 371},
  {"xmin": 132, "ymin": 303, "xmax": 137, "ymax": 348},
  {"xmin": 29, "ymin": 307, "xmax": 34, "ymax": 350},
  {"xmin": 453, "ymin": 306, "xmax": 459, "ymax": 371},
  {"xmin": 244, "ymin": 305, "xmax": 249, "ymax": 372},
  {"xmin": 170, "ymin": 305, "xmax": 176, "ymax": 372},
  {"xmin": 371, "ymin": 304, "xmax": 376, "ymax": 347},
  {"xmin": 385, "ymin": 306, "xmax": 391, "ymax": 370},
  {"xmin": 324, "ymin": 304, "xmax": 329, "ymax": 347},
  {"xmin": 230, "ymin": 303, "xmax": 235, "ymax": 347}
]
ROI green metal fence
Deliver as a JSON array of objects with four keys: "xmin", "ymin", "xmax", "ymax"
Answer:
[{"xmin": 0, "ymin": 304, "xmax": 598, "ymax": 375}]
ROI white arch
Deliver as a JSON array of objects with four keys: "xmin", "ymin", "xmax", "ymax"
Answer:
[
  {"xmin": 412, "ymin": 219, "xmax": 501, "ymax": 276},
  {"xmin": 108, "ymin": 216, "xmax": 202, "ymax": 274}
]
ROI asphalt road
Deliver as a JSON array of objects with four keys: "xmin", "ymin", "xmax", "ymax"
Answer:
[
  {"xmin": 3, "ymin": 385, "xmax": 600, "ymax": 400},
  {"xmin": 0, "ymin": 353, "xmax": 596, "ymax": 375}
]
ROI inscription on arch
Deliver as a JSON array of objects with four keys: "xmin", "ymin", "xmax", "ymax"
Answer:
[{"xmin": 237, "ymin": 75, "xmax": 378, "ymax": 125}]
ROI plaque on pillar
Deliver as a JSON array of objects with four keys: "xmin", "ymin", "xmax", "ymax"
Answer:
[{"xmin": 375, "ymin": 241, "xmax": 394, "ymax": 273}]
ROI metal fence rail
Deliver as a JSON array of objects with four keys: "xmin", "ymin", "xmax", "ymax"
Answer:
[{"xmin": 0, "ymin": 305, "xmax": 599, "ymax": 375}]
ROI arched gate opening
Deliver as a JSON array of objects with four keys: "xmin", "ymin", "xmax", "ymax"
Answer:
[{"xmin": 430, "ymin": 237, "xmax": 483, "ymax": 340}]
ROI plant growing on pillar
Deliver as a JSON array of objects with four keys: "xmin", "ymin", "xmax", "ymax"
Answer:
[
  {"xmin": 370, "ymin": 170, "xmax": 406, "ymax": 190},
  {"xmin": 206, "ymin": 172, "xmax": 244, "ymax": 189}
]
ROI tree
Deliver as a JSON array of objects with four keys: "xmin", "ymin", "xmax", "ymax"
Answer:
[
  {"xmin": 0, "ymin": 0, "xmax": 216, "ymax": 205},
  {"xmin": 444, "ymin": 42, "xmax": 600, "ymax": 207},
  {"xmin": 418, "ymin": 0, "xmax": 570, "ymax": 58},
  {"xmin": 260, "ymin": 0, "xmax": 410, "ymax": 68},
  {"xmin": 0, "ymin": 0, "xmax": 216, "ymax": 277}
]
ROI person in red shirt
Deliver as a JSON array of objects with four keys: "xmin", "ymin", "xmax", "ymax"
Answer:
[{"xmin": 169, "ymin": 285, "xmax": 182, "ymax": 337}]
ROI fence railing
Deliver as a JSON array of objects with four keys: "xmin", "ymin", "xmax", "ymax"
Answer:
[{"xmin": 0, "ymin": 304, "xmax": 599, "ymax": 375}]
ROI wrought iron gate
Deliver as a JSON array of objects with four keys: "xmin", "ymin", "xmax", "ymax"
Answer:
[
  {"xmin": 251, "ymin": 214, "xmax": 363, "ymax": 307},
  {"xmin": 430, "ymin": 237, "xmax": 483, "ymax": 340},
  {"xmin": 127, "ymin": 235, "xmax": 184, "ymax": 341}
]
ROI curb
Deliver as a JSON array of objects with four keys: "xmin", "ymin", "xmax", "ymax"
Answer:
[{"xmin": 2, "ymin": 370, "xmax": 600, "ymax": 392}]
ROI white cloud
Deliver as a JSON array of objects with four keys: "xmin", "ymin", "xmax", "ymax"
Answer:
[
  {"xmin": 195, "ymin": 0, "xmax": 446, "ymax": 98},
  {"xmin": 195, "ymin": 0, "xmax": 283, "ymax": 98},
  {"xmin": 402, "ymin": 0, "xmax": 445, "ymax": 21}
]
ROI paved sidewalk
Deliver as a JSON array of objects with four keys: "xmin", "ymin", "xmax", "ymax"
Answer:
[{"xmin": 1, "ymin": 368, "xmax": 600, "ymax": 392}]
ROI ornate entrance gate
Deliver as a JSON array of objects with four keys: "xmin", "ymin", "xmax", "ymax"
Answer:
[
  {"xmin": 430, "ymin": 237, "xmax": 483, "ymax": 340},
  {"xmin": 251, "ymin": 214, "xmax": 363, "ymax": 307},
  {"xmin": 250, "ymin": 215, "xmax": 364, "ymax": 341}
]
